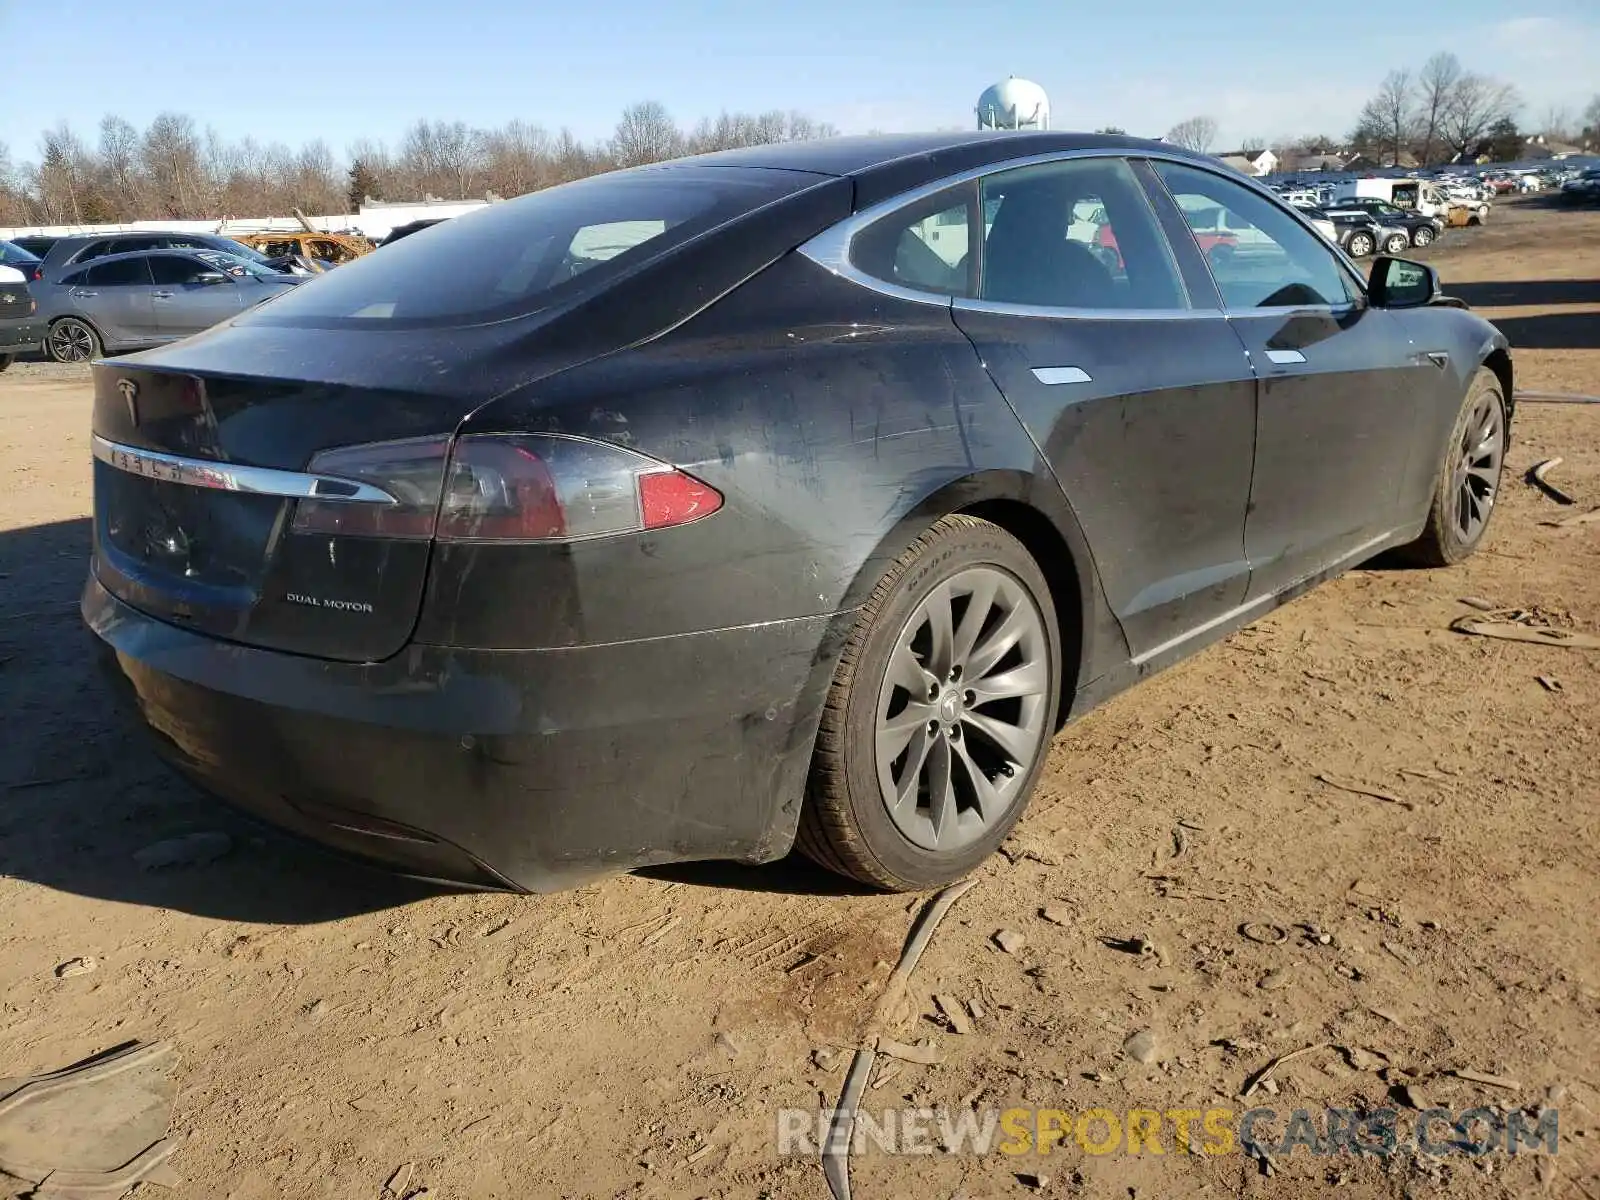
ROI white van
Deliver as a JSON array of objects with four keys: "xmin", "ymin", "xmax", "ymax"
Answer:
[{"xmin": 1333, "ymin": 178, "xmax": 1454, "ymax": 220}]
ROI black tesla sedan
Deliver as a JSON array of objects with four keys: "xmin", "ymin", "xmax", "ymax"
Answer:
[{"xmin": 84, "ymin": 132, "xmax": 1513, "ymax": 893}]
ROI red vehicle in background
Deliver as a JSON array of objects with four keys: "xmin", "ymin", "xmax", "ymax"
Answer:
[{"xmin": 1087, "ymin": 221, "xmax": 1239, "ymax": 271}]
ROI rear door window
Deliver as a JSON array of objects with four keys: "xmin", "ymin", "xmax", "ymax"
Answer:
[
  {"xmin": 148, "ymin": 255, "xmax": 215, "ymax": 285},
  {"xmin": 979, "ymin": 157, "xmax": 1186, "ymax": 310},
  {"xmin": 84, "ymin": 258, "xmax": 154, "ymax": 286},
  {"xmin": 242, "ymin": 166, "xmax": 822, "ymax": 328}
]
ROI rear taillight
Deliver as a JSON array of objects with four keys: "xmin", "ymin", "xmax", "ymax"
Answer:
[{"xmin": 291, "ymin": 434, "xmax": 722, "ymax": 542}]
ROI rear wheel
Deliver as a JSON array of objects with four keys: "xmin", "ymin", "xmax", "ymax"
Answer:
[
  {"xmin": 1412, "ymin": 225, "xmax": 1435, "ymax": 247},
  {"xmin": 0, "ymin": 354, "xmax": 12, "ymax": 372},
  {"xmin": 1394, "ymin": 368, "xmax": 1507, "ymax": 567},
  {"xmin": 47, "ymin": 318, "xmax": 100, "ymax": 363},
  {"xmin": 798, "ymin": 515, "xmax": 1062, "ymax": 891}
]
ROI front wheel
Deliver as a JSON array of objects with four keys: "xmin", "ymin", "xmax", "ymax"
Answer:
[
  {"xmin": 1383, "ymin": 233, "xmax": 1410, "ymax": 255},
  {"xmin": 0, "ymin": 354, "xmax": 12, "ymax": 372},
  {"xmin": 1347, "ymin": 232, "xmax": 1375, "ymax": 258},
  {"xmin": 797, "ymin": 515, "xmax": 1062, "ymax": 891},
  {"xmin": 47, "ymin": 318, "xmax": 100, "ymax": 363},
  {"xmin": 1393, "ymin": 368, "xmax": 1508, "ymax": 567}
]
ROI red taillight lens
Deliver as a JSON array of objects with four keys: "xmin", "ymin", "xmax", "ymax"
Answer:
[{"xmin": 291, "ymin": 433, "xmax": 722, "ymax": 543}]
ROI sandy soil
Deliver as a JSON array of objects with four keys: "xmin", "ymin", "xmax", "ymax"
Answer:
[{"xmin": 0, "ymin": 199, "xmax": 1597, "ymax": 1200}]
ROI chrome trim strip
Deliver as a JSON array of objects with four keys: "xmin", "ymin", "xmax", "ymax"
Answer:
[
  {"xmin": 957, "ymin": 298, "xmax": 1223, "ymax": 322},
  {"xmin": 1264, "ymin": 349, "xmax": 1307, "ymax": 365},
  {"xmin": 91, "ymin": 435, "xmax": 397, "ymax": 504},
  {"xmin": 1130, "ymin": 530, "xmax": 1395, "ymax": 667},
  {"xmin": 1031, "ymin": 366, "xmax": 1093, "ymax": 385},
  {"xmin": 797, "ymin": 143, "xmax": 1366, "ymax": 315}
]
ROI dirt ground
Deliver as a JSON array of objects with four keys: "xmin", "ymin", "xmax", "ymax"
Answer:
[{"xmin": 1, "ymin": 198, "xmax": 1597, "ymax": 1200}]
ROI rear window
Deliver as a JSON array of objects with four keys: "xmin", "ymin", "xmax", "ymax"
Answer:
[
  {"xmin": 241, "ymin": 166, "xmax": 817, "ymax": 329},
  {"xmin": 0, "ymin": 240, "xmax": 40, "ymax": 265}
]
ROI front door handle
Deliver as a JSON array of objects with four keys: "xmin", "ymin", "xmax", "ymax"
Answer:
[
  {"xmin": 1264, "ymin": 349, "xmax": 1306, "ymax": 365},
  {"xmin": 1425, "ymin": 351, "xmax": 1450, "ymax": 369},
  {"xmin": 152, "ymin": 291, "xmax": 174, "ymax": 300},
  {"xmin": 73, "ymin": 289, "xmax": 99, "ymax": 298},
  {"xmin": 1031, "ymin": 366, "xmax": 1093, "ymax": 385}
]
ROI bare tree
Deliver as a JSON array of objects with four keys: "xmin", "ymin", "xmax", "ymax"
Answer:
[
  {"xmin": 1354, "ymin": 69, "xmax": 1414, "ymax": 167},
  {"xmin": 1165, "ymin": 115, "xmax": 1218, "ymax": 153},
  {"xmin": 612, "ymin": 101, "xmax": 682, "ymax": 167},
  {"xmin": 1240, "ymin": 135, "xmax": 1266, "ymax": 155},
  {"xmin": 1584, "ymin": 95, "xmax": 1600, "ymax": 143},
  {"xmin": 1440, "ymin": 73, "xmax": 1520, "ymax": 161},
  {"xmin": 1539, "ymin": 105, "xmax": 1574, "ymax": 143},
  {"xmin": 35, "ymin": 124, "xmax": 96, "ymax": 223},
  {"xmin": 1415, "ymin": 53, "xmax": 1462, "ymax": 166}
]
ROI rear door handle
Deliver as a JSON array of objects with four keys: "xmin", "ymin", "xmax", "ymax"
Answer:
[
  {"xmin": 1031, "ymin": 366, "xmax": 1093, "ymax": 385},
  {"xmin": 1264, "ymin": 349, "xmax": 1306, "ymax": 365},
  {"xmin": 73, "ymin": 289, "xmax": 99, "ymax": 298},
  {"xmin": 152, "ymin": 291, "xmax": 174, "ymax": 300}
]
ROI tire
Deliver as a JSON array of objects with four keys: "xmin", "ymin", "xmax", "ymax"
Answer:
[
  {"xmin": 0, "ymin": 354, "xmax": 12, "ymax": 372},
  {"xmin": 1207, "ymin": 243, "xmax": 1236, "ymax": 271},
  {"xmin": 1412, "ymin": 226, "xmax": 1435, "ymax": 247},
  {"xmin": 1383, "ymin": 233, "xmax": 1410, "ymax": 255},
  {"xmin": 1347, "ymin": 232, "xmax": 1375, "ymax": 258},
  {"xmin": 797, "ymin": 515, "xmax": 1063, "ymax": 891},
  {"xmin": 47, "ymin": 318, "xmax": 100, "ymax": 364},
  {"xmin": 1393, "ymin": 368, "xmax": 1508, "ymax": 567}
]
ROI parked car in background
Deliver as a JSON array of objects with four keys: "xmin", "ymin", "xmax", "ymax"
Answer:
[
  {"xmin": 375, "ymin": 218, "xmax": 447, "ymax": 247},
  {"xmin": 1298, "ymin": 206, "xmax": 1388, "ymax": 257},
  {"xmin": 0, "ymin": 240, "xmax": 45, "ymax": 281},
  {"xmin": 235, "ymin": 231, "xmax": 374, "ymax": 271},
  {"xmin": 1323, "ymin": 197, "xmax": 1440, "ymax": 247},
  {"xmin": 9, "ymin": 236, "xmax": 60, "ymax": 260},
  {"xmin": 1560, "ymin": 168, "xmax": 1600, "ymax": 204},
  {"xmin": 1334, "ymin": 178, "xmax": 1454, "ymax": 221},
  {"xmin": 82, "ymin": 132, "xmax": 1514, "ymax": 894},
  {"xmin": 0, "ymin": 264, "xmax": 44, "ymax": 370},
  {"xmin": 36, "ymin": 232, "xmax": 292, "ymax": 284},
  {"xmin": 36, "ymin": 249, "xmax": 304, "ymax": 362}
]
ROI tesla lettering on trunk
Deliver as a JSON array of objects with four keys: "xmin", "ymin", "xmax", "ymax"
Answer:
[{"xmin": 285, "ymin": 593, "xmax": 374, "ymax": 614}]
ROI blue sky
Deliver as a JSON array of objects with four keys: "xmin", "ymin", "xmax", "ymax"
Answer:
[{"xmin": 1, "ymin": 0, "xmax": 1596, "ymax": 165}]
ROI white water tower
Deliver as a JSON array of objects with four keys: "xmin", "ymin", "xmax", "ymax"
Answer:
[{"xmin": 977, "ymin": 77, "xmax": 1050, "ymax": 131}]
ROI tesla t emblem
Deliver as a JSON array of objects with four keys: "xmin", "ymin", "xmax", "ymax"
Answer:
[{"xmin": 118, "ymin": 378, "xmax": 140, "ymax": 426}]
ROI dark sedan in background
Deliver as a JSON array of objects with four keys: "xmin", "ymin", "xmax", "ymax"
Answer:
[
  {"xmin": 84, "ymin": 132, "xmax": 1512, "ymax": 893},
  {"xmin": 0, "ymin": 264, "xmax": 44, "ymax": 369},
  {"xmin": 36, "ymin": 248, "xmax": 303, "ymax": 361},
  {"xmin": 34, "ymin": 231, "xmax": 291, "ymax": 284}
]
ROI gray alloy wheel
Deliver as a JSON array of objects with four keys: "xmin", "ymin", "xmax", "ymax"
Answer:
[
  {"xmin": 1412, "ymin": 225, "xmax": 1435, "ymax": 247},
  {"xmin": 47, "ymin": 318, "xmax": 99, "ymax": 363},
  {"xmin": 874, "ymin": 566, "xmax": 1051, "ymax": 853},
  {"xmin": 1347, "ymin": 232, "xmax": 1375, "ymax": 258},
  {"xmin": 1449, "ymin": 383, "xmax": 1505, "ymax": 546},
  {"xmin": 1383, "ymin": 233, "xmax": 1410, "ymax": 255},
  {"xmin": 1394, "ymin": 368, "xmax": 1508, "ymax": 567},
  {"xmin": 797, "ymin": 515, "xmax": 1062, "ymax": 891}
]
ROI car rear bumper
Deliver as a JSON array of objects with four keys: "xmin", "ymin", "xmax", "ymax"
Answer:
[
  {"xmin": 0, "ymin": 318, "xmax": 44, "ymax": 355},
  {"xmin": 84, "ymin": 573, "xmax": 852, "ymax": 891}
]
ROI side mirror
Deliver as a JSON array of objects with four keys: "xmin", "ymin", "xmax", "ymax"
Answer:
[
  {"xmin": 196, "ymin": 272, "xmax": 227, "ymax": 286},
  {"xmin": 1368, "ymin": 256, "xmax": 1439, "ymax": 309}
]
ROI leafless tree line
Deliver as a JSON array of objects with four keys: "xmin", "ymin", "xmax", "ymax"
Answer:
[
  {"xmin": 0, "ymin": 102, "xmax": 839, "ymax": 228},
  {"xmin": 1349, "ymin": 53, "xmax": 1531, "ymax": 166}
]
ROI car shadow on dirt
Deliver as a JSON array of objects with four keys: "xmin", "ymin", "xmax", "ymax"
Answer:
[{"xmin": 0, "ymin": 517, "xmax": 445, "ymax": 923}]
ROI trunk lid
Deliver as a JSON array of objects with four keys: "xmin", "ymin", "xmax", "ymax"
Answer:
[{"xmin": 89, "ymin": 325, "xmax": 523, "ymax": 663}]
